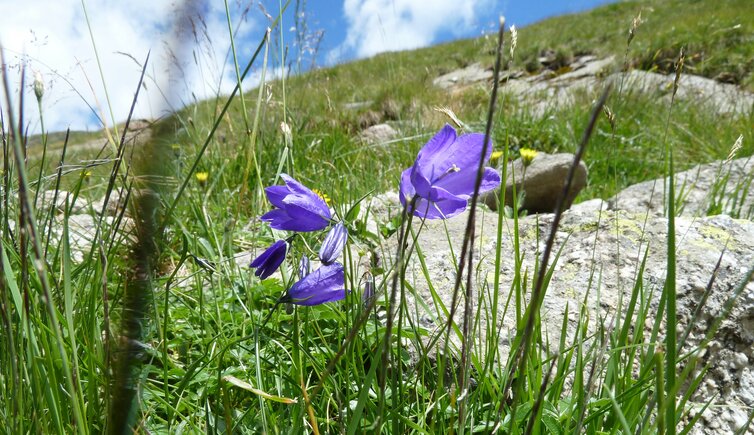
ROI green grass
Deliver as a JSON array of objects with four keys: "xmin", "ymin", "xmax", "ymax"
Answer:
[{"xmin": 2, "ymin": 0, "xmax": 754, "ymax": 433}]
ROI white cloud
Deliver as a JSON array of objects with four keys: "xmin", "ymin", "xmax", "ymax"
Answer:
[
  {"xmin": 332, "ymin": 0, "xmax": 493, "ymax": 61},
  {"xmin": 0, "ymin": 0, "xmax": 265, "ymax": 133}
]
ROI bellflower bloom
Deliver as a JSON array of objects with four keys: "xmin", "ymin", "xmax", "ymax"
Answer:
[
  {"xmin": 249, "ymin": 239, "xmax": 287, "ymax": 279},
  {"xmin": 281, "ymin": 262, "xmax": 347, "ymax": 306},
  {"xmin": 399, "ymin": 124, "xmax": 501, "ymax": 219},
  {"xmin": 261, "ymin": 174, "xmax": 331, "ymax": 232},
  {"xmin": 318, "ymin": 223, "xmax": 348, "ymax": 265}
]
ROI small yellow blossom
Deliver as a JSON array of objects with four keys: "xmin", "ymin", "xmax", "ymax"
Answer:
[
  {"xmin": 83, "ymin": 170, "xmax": 92, "ymax": 178},
  {"xmin": 312, "ymin": 188, "xmax": 331, "ymax": 205},
  {"xmin": 519, "ymin": 148, "xmax": 538, "ymax": 166},
  {"xmin": 490, "ymin": 151, "xmax": 504, "ymax": 165},
  {"xmin": 195, "ymin": 172, "xmax": 209, "ymax": 184}
]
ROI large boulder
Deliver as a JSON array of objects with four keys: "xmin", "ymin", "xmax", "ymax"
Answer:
[
  {"xmin": 483, "ymin": 152, "xmax": 588, "ymax": 213},
  {"xmin": 606, "ymin": 156, "xmax": 754, "ymax": 218},
  {"xmin": 435, "ymin": 55, "xmax": 754, "ymax": 118},
  {"xmin": 363, "ymin": 181, "xmax": 754, "ymax": 433}
]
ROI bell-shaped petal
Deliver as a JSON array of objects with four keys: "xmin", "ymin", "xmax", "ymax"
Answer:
[
  {"xmin": 435, "ymin": 167, "xmax": 501, "ymax": 199},
  {"xmin": 249, "ymin": 239, "xmax": 287, "ymax": 279},
  {"xmin": 319, "ymin": 223, "xmax": 348, "ymax": 265},
  {"xmin": 261, "ymin": 174, "xmax": 331, "ymax": 232},
  {"xmin": 399, "ymin": 124, "xmax": 500, "ymax": 220},
  {"xmin": 281, "ymin": 263, "xmax": 347, "ymax": 306}
]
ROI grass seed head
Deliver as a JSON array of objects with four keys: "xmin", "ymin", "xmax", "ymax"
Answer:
[
  {"xmin": 33, "ymin": 70, "xmax": 44, "ymax": 101},
  {"xmin": 725, "ymin": 134, "xmax": 744, "ymax": 164},
  {"xmin": 510, "ymin": 25, "xmax": 518, "ymax": 58},
  {"xmin": 627, "ymin": 10, "xmax": 642, "ymax": 46}
]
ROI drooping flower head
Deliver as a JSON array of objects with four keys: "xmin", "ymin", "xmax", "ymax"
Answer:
[
  {"xmin": 280, "ymin": 262, "xmax": 346, "ymax": 306},
  {"xmin": 319, "ymin": 223, "xmax": 348, "ymax": 265},
  {"xmin": 399, "ymin": 124, "xmax": 501, "ymax": 219},
  {"xmin": 262, "ymin": 174, "xmax": 331, "ymax": 232},
  {"xmin": 250, "ymin": 239, "xmax": 288, "ymax": 279}
]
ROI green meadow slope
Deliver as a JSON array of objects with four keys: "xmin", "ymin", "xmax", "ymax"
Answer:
[{"xmin": 38, "ymin": 0, "xmax": 753, "ymax": 202}]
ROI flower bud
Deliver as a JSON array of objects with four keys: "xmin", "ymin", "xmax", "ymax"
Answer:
[
  {"xmin": 280, "ymin": 121, "xmax": 292, "ymax": 144},
  {"xmin": 250, "ymin": 239, "xmax": 288, "ymax": 279},
  {"xmin": 298, "ymin": 255, "xmax": 311, "ymax": 279},
  {"xmin": 363, "ymin": 276, "xmax": 375, "ymax": 306},
  {"xmin": 318, "ymin": 222, "xmax": 348, "ymax": 265}
]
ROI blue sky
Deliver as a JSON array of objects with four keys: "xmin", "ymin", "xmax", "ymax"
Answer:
[
  {"xmin": 1, "ymin": 0, "xmax": 616, "ymax": 133},
  {"xmin": 269, "ymin": 0, "xmax": 617, "ymax": 68}
]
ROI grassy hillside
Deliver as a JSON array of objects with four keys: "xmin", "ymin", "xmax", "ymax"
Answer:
[
  {"xmin": 34, "ymin": 0, "xmax": 754, "ymax": 203},
  {"xmin": 168, "ymin": 0, "xmax": 752, "ymax": 201}
]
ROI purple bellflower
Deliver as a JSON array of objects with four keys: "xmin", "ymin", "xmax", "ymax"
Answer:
[
  {"xmin": 281, "ymin": 262, "xmax": 347, "ymax": 306},
  {"xmin": 262, "ymin": 174, "xmax": 331, "ymax": 232},
  {"xmin": 399, "ymin": 124, "xmax": 501, "ymax": 219},
  {"xmin": 319, "ymin": 223, "xmax": 348, "ymax": 265},
  {"xmin": 250, "ymin": 239, "xmax": 287, "ymax": 279}
]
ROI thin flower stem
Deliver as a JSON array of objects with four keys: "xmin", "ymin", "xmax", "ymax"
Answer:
[
  {"xmin": 450, "ymin": 16, "xmax": 505, "ymax": 429},
  {"xmin": 377, "ymin": 195, "xmax": 417, "ymax": 429}
]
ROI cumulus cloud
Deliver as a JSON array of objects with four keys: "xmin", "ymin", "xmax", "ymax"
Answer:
[
  {"xmin": 332, "ymin": 0, "xmax": 493, "ymax": 61},
  {"xmin": 0, "ymin": 0, "xmax": 264, "ymax": 133}
]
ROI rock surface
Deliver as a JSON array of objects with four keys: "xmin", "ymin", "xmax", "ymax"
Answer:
[
  {"xmin": 360, "ymin": 123, "xmax": 399, "ymax": 144},
  {"xmin": 435, "ymin": 55, "xmax": 754, "ymax": 117},
  {"xmin": 483, "ymin": 152, "xmax": 588, "ymax": 213},
  {"xmin": 433, "ymin": 63, "xmax": 493, "ymax": 89},
  {"xmin": 606, "ymin": 156, "xmax": 754, "ymax": 218}
]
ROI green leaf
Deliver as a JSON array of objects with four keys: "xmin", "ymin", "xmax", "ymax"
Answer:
[{"xmin": 223, "ymin": 375, "xmax": 298, "ymax": 404}]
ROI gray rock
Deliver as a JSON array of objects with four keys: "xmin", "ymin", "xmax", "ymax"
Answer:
[
  {"xmin": 433, "ymin": 63, "xmax": 493, "ymax": 89},
  {"xmin": 92, "ymin": 190, "xmax": 130, "ymax": 216},
  {"xmin": 435, "ymin": 55, "xmax": 753, "ymax": 119},
  {"xmin": 500, "ymin": 56, "xmax": 752, "ymax": 118},
  {"xmin": 550, "ymin": 55, "xmax": 615, "ymax": 83},
  {"xmin": 343, "ymin": 101, "xmax": 372, "ymax": 110},
  {"xmin": 570, "ymin": 198, "xmax": 608, "ymax": 213},
  {"xmin": 483, "ymin": 152, "xmax": 588, "ymax": 213},
  {"xmin": 360, "ymin": 123, "xmax": 398, "ymax": 144},
  {"xmin": 51, "ymin": 214, "xmax": 135, "ymax": 262},
  {"xmin": 614, "ymin": 69, "xmax": 754, "ymax": 115},
  {"xmin": 363, "ymin": 192, "xmax": 754, "ymax": 433},
  {"xmin": 37, "ymin": 190, "xmax": 87, "ymax": 214},
  {"xmin": 608, "ymin": 156, "xmax": 754, "ymax": 218}
]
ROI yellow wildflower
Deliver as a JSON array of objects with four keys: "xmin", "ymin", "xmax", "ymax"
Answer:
[
  {"xmin": 195, "ymin": 172, "xmax": 209, "ymax": 184},
  {"xmin": 490, "ymin": 151, "xmax": 504, "ymax": 165},
  {"xmin": 519, "ymin": 148, "xmax": 538, "ymax": 166},
  {"xmin": 312, "ymin": 188, "xmax": 331, "ymax": 205}
]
